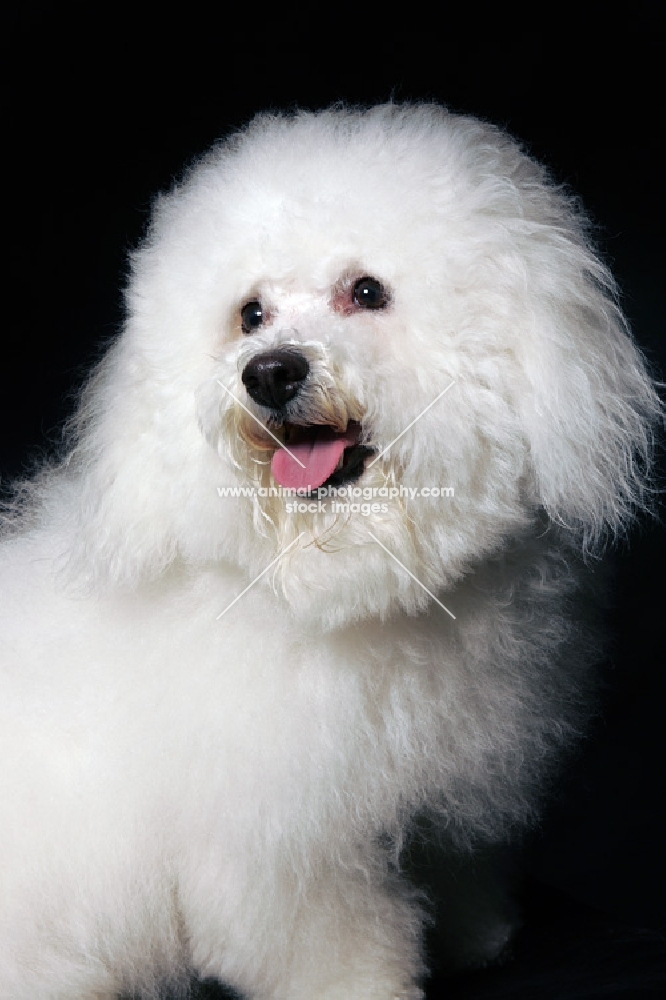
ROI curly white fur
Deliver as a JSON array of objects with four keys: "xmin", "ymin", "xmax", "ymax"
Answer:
[{"xmin": 0, "ymin": 104, "xmax": 660, "ymax": 999}]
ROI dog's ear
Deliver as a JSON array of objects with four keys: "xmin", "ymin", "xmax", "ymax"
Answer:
[
  {"xmin": 512, "ymin": 220, "xmax": 661, "ymax": 547},
  {"xmin": 63, "ymin": 334, "xmax": 193, "ymax": 587}
]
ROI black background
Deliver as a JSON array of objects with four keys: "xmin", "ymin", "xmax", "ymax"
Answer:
[{"xmin": 2, "ymin": 6, "xmax": 665, "ymax": 998}]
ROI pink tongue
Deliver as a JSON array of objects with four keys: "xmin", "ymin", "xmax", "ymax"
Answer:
[{"xmin": 271, "ymin": 426, "xmax": 358, "ymax": 490}]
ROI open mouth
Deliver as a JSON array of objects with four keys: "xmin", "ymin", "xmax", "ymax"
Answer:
[{"xmin": 271, "ymin": 421, "xmax": 373, "ymax": 492}]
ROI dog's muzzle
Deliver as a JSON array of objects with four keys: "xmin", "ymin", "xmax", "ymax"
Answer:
[{"xmin": 239, "ymin": 347, "xmax": 372, "ymax": 492}]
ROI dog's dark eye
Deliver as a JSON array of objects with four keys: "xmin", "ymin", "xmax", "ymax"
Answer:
[
  {"xmin": 240, "ymin": 299, "xmax": 264, "ymax": 334},
  {"xmin": 352, "ymin": 277, "xmax": 388, "ymax": 310}
]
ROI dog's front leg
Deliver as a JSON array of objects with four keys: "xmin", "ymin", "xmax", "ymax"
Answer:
[{"xmin": 180, "ymin": 847, "xmax": 425, "ymax": 999}]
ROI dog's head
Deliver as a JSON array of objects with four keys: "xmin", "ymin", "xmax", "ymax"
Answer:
[{"xmin": 68, "ymin": 105, "xmax": 660, "ymax": 625}]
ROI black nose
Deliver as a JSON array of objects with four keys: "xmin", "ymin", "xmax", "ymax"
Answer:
[{"xmin": 241, "ymin": 349, "xmax": 310, "ymax": 409}]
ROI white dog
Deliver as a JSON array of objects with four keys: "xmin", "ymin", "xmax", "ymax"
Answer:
[{"xmin": 0, "ymin": 104, "xmax": 660, "ymax": 999}]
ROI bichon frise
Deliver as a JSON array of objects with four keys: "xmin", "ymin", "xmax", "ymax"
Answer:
[{"xmin": 0, "ymin": 104, "xmax": 660, "ymax": 999}]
